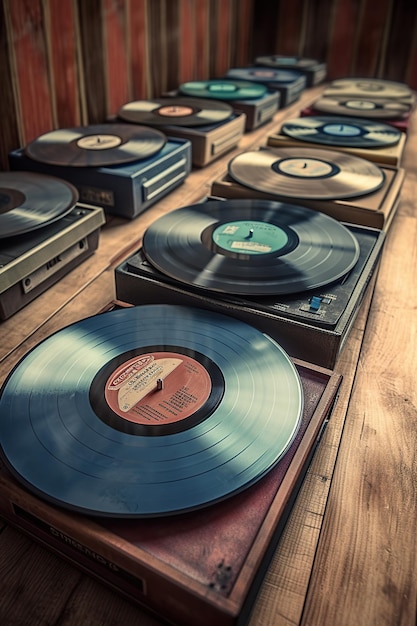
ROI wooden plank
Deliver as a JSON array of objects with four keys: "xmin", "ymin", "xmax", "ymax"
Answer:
[
  {"xmin": 45, "ymin": 0, "xmax": 82, "ymax": 128},
  {"xmin": 4, "ymin": 0, "xmax": 54, "ymax": 143},
  {"xmin": 231, "ymin": 0, "xmax": 254, "ymax": 68},
  {"xmin": 128, "ymin": 0, "xmax": 149, "ymax": 99},
  {"xmin": 0, "ymin": 0, "xmax": 20, "ymax": 170},
  {"xmin": 276, "ymin": 0, "xmax": 305, "ymax": 57},
  {"xmin": 0, "ymin": 525, "xmax": 81, "ymax": 624},
  {"xmin": 383, "ymin": 0, "xmax": 417, "ymax": 82},
  {"xmin": 302, "ymin": 215, "xmax": 417, "ymax": 626},
  {"xmin": 102, "ymin": 0, "xmax": 130, "ymax": 114},
  {"xmin": 76, "ymin": 0, "xmax": 106, "ymax": 123},
  {"xmin": 352, "ymin": 0, "xmax": 392, "ymax": 78},
  {"xmin": 302, "ymin": 0, "xmax": 335, "ymax": 62},
  {"xmin": 326, "ymin": 0, "xmax": 361, "ymax": 79}
]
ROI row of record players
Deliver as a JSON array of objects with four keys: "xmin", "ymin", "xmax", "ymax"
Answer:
[
  {"xmin": 2, "ymin": 75, "xmax": 414, "ymax": 373},
  {"xmin": 0, "ymin": 72, "xmax": 415, "ymax": 626}
]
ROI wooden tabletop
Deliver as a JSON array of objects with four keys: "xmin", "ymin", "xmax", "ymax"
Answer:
[{"xmin": 1, "ymin": 86, "xmax": 416, "ymax": 626}]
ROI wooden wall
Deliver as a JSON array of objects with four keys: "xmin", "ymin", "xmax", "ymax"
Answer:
[{"xmin": 0, "ymin": 0, "xmax": 416, "ymax": 171}]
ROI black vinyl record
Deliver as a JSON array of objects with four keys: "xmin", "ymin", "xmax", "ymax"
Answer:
[
  {"xmin": 281, "ymin": 116, "xmax": 401, "ymax": 148},
  {"xmin": 142, "ymin": 199, "xmax": 360, "ymax": 295},
  {"xmin": 226, "ymin": 66, "xmax": 302, "ymax": 84},
  {"xmin": 325, "ymin": 78, "xmax": 413, "ymax": 100},
  {"xmin": 228, "ymin": 146, "xmax": 385, "ymax": 200},
  {"xmin": 0, "ymin": 304, "xmax": 303, "ymax": 517},
  {"xmin": 255, "ymin": 55, "xmax": 319, "ymax": 69},
  {"xmin": 25, "ymin": 124, "xmax": 167, "ymax": 167},
  {"xmin": 0, "ymin": 171, "xmax": 78, "ymax": 238},
  {"xmin": 118, "ymin": 98, "xmax": 233, "ymax": 127},
  {"xmin": 178, "ymin": 79, "xmax": 267, "ymax": 100},
  {"xmin": 313, "ymin": 95, "xmax": 412, "ymax": 120}
]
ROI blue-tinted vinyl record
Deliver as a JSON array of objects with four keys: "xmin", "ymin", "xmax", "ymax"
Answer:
[
  {"xmin": 281, "ymin": 116, "xmax": 401, "ymax": 148},
  {"xmin": 178, "ymin": 79, "xmax": 267, "ymax": 100},
  {"xmin": 0, "ymin": 305, "xmax": 303, "ymax": 518}
]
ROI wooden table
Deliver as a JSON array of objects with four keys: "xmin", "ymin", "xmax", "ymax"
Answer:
[{"xmin": 1, "ymin": 87, "xmax": 416, "ymax": 626}]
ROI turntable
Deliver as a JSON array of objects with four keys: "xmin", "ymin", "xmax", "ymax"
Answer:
[
  {"xmin": 0, "ymin": 171, "xmax": 105, "ymax": 320},
  {"xmin": 254, "ymin": 55, "xmax": 327, "ymax": 86},
  {"xmin": 225, "ymin": 66, "xmax": 307, "ymax": 107},
  {"xmin": 211, "ymin": 146, "xmax": 404, "ymax": 230},
  {"xmin": 267, "ymin": 115, "xmax": 407, "ymax": 166},
  {"xmin": 115, "ymin": 199, "xmax": 385, "ymax": 369},
  {"xmin": 173, "ymin": 79, "xmax": 280, "ymax": 131},
  {"xmin": 8, "ymin": 124, "xmax": 192, "ymax": 219},
  {"xmin": 117, "ymin": 97, "xmax": 246, "ymax": 167},
  {"xmin": 0, "ymin": 300, "xmax": 342, "ymax": 626}
]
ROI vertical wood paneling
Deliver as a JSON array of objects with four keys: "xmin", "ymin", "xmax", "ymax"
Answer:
[
  {"xmin": 178, "ymin": 0, "xmax": 195, "ymax": 83},
  {"xmin": 405, "ymin": 14, "xmax": 417, "ymax": 89},
  {"xmin": 276, "ymin": 0, "xmax": 305, "ymax": 56},
  {"xmin": 128, "ymin": 0, "xmax": 149, "ymax": 100},
  {"xmin": 231, "ymin": 0, "xmax": 254, "ymax": 67},
  {"xmin": 102, "ymin": 0, "xmax": 130, "ymax": 114},
  {"xmin": 195, "ymin": 0, "xmax": 209, "ymax": 79},
  {"xmin": 0, "ymin": 1, "xmax": 20, "ymax": 168},
  {"xmin": 352, "ymin": 0, "xmax": 392, "ymax": 77},
  {"xmin": 165, "ymin": 0, "xmax": 180, "ymax": 91},
  {"xmin": 302, "ymin": 0, "xmax": 334, "ymax": 61},
  {"xmin": 46, "ymin": 0, "xmax": 82, "ymax": 128},
  {"xmin": 147, "ymin": 0, "xmax": 167, "ymax": 96},
  {"xmin": 252, "ymin": 0, "xmax": 280, "ymax": 57},
  {"xmin": 383, "ymin": 0, "xmax": 417, "ymax": 83},
  {"xmin": 77, "ymin": 0, "xmax": 106, "ymax": 123},
  {"xmin": 5, "ymin": 0, "xmax": 54, "ymax": 144},
  {"xmin": 326, "ymin": 0, "xmax": 361, "ymax": 79},
  {"xmin": 213, "ymin": 0, "xmax": 233, "ymax": 77}
]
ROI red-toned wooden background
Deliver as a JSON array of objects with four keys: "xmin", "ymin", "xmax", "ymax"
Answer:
[{"xmin": 0, "ymin": 0, "xmax": 416, "ymax": 170}]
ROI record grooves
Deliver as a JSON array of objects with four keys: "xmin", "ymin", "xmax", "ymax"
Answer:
[
  {"xmin": 281, "ymin": 116, "xmax": 401, "ymax": 148},
  {"xmin": 118, "ymin": 98, "xmax": 233, "ymax": 127},
  {"xmin": 228, "ymin": 147, "xmax": 385, "ymax": 200},
  {"xmin": 25, "ymin": 124, "xmax": 167, "ymax": 167},
  {"xmin": 142, "ymin": 199, "xmax": 360, "ymax": 295},
  {"xmin": 0, "ymin": 304, "xmax": 303, "ymax": 518},
  {"xmin": 0, "ymin": 171, "xmax": 79, "ymax": 237}
]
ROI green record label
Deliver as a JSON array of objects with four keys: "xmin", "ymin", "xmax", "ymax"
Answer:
[{"xmin": 212, "ymin": 220, "xmax": 288, "ymax": 255}]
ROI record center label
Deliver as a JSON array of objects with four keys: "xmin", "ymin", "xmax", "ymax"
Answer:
[
  {"xmin": 77, "ymin": 134, "xmax": 122, "ymax": 150},
  {"xmin": 274, "ymin": 157, "xmax": 337, "ymax": 178},
  {"xmin": 322, "ymin": 123, "xmax": 361, "ymax": 137},
  {"xmin": 157, "ymin": 105, "xmax": 195, "ymax": 117},
  {"xmin": 345, "ymin": 100, "xmax": 376, "ymax": 110},
  {"xmin": 212, "ymin": 220, "xmax": 288, "ymax": 254},
  {"xmin": 104, "ymin": 352, "xmax": 211, "ymax": 424}
]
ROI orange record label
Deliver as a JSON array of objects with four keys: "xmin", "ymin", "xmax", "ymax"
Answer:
[
  {"xmin": 157, "ymin": 105, "xmax": 194, "ymax": 117},
  {"xmin": 104, "ymin": 352, "xmax": 212, "ymax": 424}
]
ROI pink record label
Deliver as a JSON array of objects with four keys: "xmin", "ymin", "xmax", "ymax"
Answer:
[
  {"xmin": 104, "ymin": 352, "xmax": 212, "ymax": 424},
  {"xmin": 157, "ymin": 105, "xmax": 194, "ymax": 117}
]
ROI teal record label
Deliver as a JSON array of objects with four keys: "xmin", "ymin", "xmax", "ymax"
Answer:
[{"xmin": 212, "ymin": 220, "xmax": 289, "ymax": 255}]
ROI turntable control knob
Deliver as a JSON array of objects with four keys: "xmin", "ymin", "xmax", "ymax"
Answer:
[{"xmin": 309, "ymin": 296, "xmax": 322, "ymax": 312}]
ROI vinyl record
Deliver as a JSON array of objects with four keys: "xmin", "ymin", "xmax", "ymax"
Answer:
[
  {"xmin": 25, "ymin": 124, "xmax": 167, "ymax": 167},
  {"xmin": 118, "ymin": 98, "xmax": 233, "ymax": 127},
  {"xmin": 0, "ymin": 304, "xmax": 303, "ymax": 517},
  {"xmin": 281, "ymin": 116, "xmax": 401, "ymax": 148},
  {"xmin": 228, "ymin": 146, "xmax": 385, "ymax": 200},
  {"xmin": 255, "ymin": 55, "xmax": 319, "ymax": 69},
  {"xmin": 313, "ymin": 95, "xmax": 412, "ymax": 120},
  {"xmin": 178, "ymin": 79, "xmax": 267, "ymax": 100},
  {"xmin": 0, "ymin": 171, "xmax": 78, "ymax": 238},
  {"xmin": 142, "ymin": 199, "xmax": 360, "ymax": 295},
  {"xmin": 325, "ymin": 78, "xmax": 413, "ymax": 100},
  {"xmin": 226, "ymin": 67, "xmax": 302, "ymax": 84}
]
